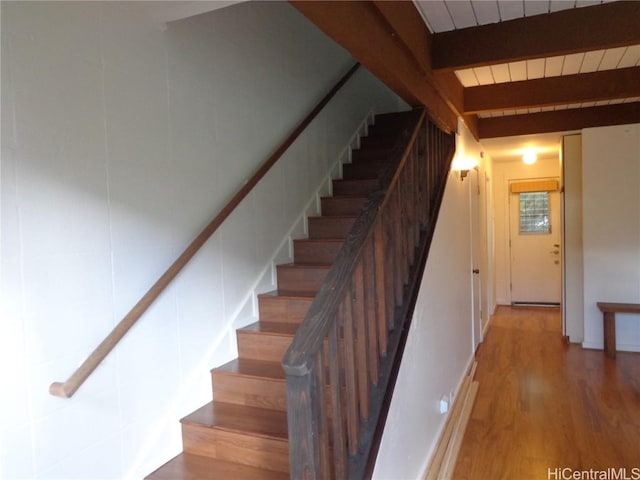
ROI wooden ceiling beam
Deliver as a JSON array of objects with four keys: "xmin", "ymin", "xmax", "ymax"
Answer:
[
  {"xmin": 478, "ymin": 102, "xmax": 640, "ymax": 138},
  {"xmin": 465, "ymin": 67, "xmax": 640, "ymax": 114},
  {"xmin": 432, "ymin": 2, "xmax": 640, "ymax": 70},
  {"xmin": 290, "ymin": 0, "xmax": 474, "ymax": 136},
  {"xmin": 370, "ymin": 1, "xmax": 480, "ymax": 137}
]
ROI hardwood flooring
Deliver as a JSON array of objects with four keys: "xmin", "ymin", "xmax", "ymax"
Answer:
[{"xmin": 453, "ymin": 306, "xmax": 640, "ymax": 480}]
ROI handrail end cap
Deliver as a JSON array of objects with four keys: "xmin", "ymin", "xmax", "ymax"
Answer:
[{"xmin": 49, "ymin": 382, "xmax": 72, "ymax": 398}]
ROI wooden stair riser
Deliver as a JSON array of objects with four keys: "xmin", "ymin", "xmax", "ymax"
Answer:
[
  {"xmin": 237, "ymin": 331, "xmax": 293, "ymax": 363},
  {"xmin": 181, "ymin": 424, "xmax": 290, "ymax": 473},
  {"xmin": 257, "ymin": 294, "xmax": 313, "ymax": 324},
  {"xmin": 276, "ymin": 265, "xmax": 330, "ymax": 295},
  {"xmin": 212, "ymin": 373, "xmax": 287, "ymax": 412},
  {"xmin": 372, "ymin": 111, "xmax": 412, "ymax": 126},
  {"xmin": 359, "ymin": 135, "xmax": 398, "ymax": 150},
  {"xmin": 211, "ymin": 376, "xmax": 346, "ymax": 414},
  {"xmin": 342, "ymin": 161, "xmax": 390, "ymax": 180},
  {"xmin": 321, "ymin": 196, "xmax": 369, "ymax": 216},
  {"xmin": 332, "ymin": 178, "xmax": 380, "ymax": 196},
  {"xmin": 307, "ymin": 216, "xmax": 356, "ymax": 239},
  {"xmin": 366, "ymin": 123, "xmax": 404, "ymax": 136},
  {"xmin": 351, "ymin": 148, "xmax": 394, "ymax": 163},
  {"xmin": 293, "ymin": 239, "xmax": 344, "ymax": 264}
]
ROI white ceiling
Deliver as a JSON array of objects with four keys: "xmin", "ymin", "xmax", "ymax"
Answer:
[
  {"xmin": 479, "ymin": 131, "xmax": 565, "ymax": 163},
  {"xmin": 415, "ymin": 0, "xmax": 618, "ymax": 33},
  {"xmin": 414, "ymin": 0, "xmax": 638, "ymax": 162}
]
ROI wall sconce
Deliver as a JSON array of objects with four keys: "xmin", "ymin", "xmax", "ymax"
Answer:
[
  {"xmin": 522, "ymin": 151, "xmax": 537, "ymax": 165},
  {"xmin": 452, "ymin": 156, "xmax": 479, "ymax": 181}
]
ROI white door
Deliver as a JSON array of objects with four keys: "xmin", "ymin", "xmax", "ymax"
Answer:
[{"xmin": 509, "ymin": 187, "xmax": 561, "ymax": 305}]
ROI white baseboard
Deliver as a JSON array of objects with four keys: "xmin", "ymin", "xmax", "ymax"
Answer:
[{"xmin": 583, "ymin": 340, "xmax": 640, "ymax": 353}]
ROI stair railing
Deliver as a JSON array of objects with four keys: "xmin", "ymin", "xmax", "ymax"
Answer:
[
  {"xmin": 282, "ymin": 109, "xmax": 456, "ymax": 479},
  {"xmin": 49, "ymin": 62, "xmax": 361, "ymax": 398}
]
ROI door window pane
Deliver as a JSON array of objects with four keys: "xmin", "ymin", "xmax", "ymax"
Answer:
[{"xmin": 519, "ymin": 192, "xmax": 550, "ymax": 234}]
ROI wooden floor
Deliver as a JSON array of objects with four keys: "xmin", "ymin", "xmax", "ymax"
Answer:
[{"xmin": 453, "ymin": 306, "xmax": 640, "ymax": 480}]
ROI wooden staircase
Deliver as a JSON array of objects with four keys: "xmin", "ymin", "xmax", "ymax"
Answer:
[{"xmin": 146, "ymin": 112, "xmax": 414, "ymax": 479}]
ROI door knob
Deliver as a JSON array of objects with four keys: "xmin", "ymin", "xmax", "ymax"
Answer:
[{"xmin": 472, "ymin": 269, "xmax": 480, "ymax": 274}]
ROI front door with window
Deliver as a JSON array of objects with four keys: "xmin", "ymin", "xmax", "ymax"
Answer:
[{"xmin": 509, "ymin": 185, "xmax": 561, "ymax": 305}]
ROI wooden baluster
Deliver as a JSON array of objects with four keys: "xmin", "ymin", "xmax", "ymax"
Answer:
[
  {"xmin": 286, "ymin": 358, "xmax": 326, "ymax": 479},
  {"xmin": 418, "ymin": 126, "xmax": 427, "ymax": 228},
  {"xmin": 341, "ymin": 297, "xmax": 359, "ymax": 455},
  {"xmin": 419, "ymin": 125, "xmax": 428, "ymax": 226},
  {"xmin": 393, "ymin": 188, "xmax": 404, "ymax": 307},
  {"xmin": 382, "ymin": 208, "xmax": 396, "ymax": 329},
  {"xmin": 373, "ymin": 218, "xmax": 389, "ymax": 355},
  {"xmin": 328, "ymin": 321, "xmax": 347, "ymax": 479},
  {"xmin": 408, "ymin": 149, "xmax": 418, "ymax": 259},
  {"xmin": 353, "ymin": 265, "xmax": 369, "ymax": 421},
  {"xmin": 362, "ymin": 237, "xmax": 380, "ymax": 385},
  {"xmin": 315, "ymin": 348, "xmax": 331, "ymax": 479},
  {"xmin": 413, "ymin": 145, "xmax": 421, "ymax": 243},
  {"xmin": 402, "ymin": 163, "xmax": 412, "ymax": 278},
  {"xmin": 398, "ymin": 166, "xmax": 410, "ymax": 282},
  {"xmin": 430, "ymin": 122, "xmax": 438, "ymax": 212}
]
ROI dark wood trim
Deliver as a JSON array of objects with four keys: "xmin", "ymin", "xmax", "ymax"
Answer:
[
  {"xmin": 478, "ymin": 102, "xmax": 640, "ymax": 138},
  {"xmin": 49, "ymin": 62, "xmax": 361, "ymax": 399},
  {"xmin": 290, "ymin": 1, "xmax": 458, "ymax": 133},
  {"xmin": 371, "ymin": 0, "xmax": 432, "ymax": 74},
  {"xmin": 465, "ymin": 67, "xmax": 640, "ymax": 114},
  {"xmin": 432, "ymin": 2, "xmax": 640, "ymax": 70}
]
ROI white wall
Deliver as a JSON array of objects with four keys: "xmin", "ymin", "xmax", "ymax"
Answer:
[
  {"xmin": 373, "ymin": 120, "xmax": 485, "ymax": 479},
  {"xmin": 582, "ymin": 124, "xmax": 640, "ymax": 352},
  {"xmin": 0, "ymin": 2, "xmax": 405, "ymax": 478},
  {"xmin": 492, "ymin": 157, "xmax": 561, "ymax": 305}
]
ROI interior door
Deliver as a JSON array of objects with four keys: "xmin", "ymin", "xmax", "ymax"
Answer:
[
  {"xmin": 509, "ymin": 186, "xmax": 561, "ymax": 305},
  {"xmin": 470, "ymin": 169, "xmax": 482, "ymax": 349}
]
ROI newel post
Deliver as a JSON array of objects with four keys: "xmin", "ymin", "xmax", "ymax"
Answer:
[{"xmin": 285, "ymin": 361, "xmax": 328, "ymax": 479}]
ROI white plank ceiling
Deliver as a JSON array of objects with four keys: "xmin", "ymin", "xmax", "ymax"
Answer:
[
  {"xmin": 414, "ymin": 0, "xmax": 640, "ymax": 118},
  {"xmin": 416, "ymin": 0, "xmax": 618, "ymax": 33}
]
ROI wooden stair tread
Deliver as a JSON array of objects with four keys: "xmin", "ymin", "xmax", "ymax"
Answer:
[
  {"xmin": 277, "ymin": 262, "xmax": 332, "ymax": 269},
  {"xmin": 294, "ymin": 238, "xmax": 344, "ymax": 244},
  {"xmin": 214, "ymin": 358, "xmax": 285, "ymax": 381},
  {"xmin": 182, "ymin": 402, "xmax": 289, "ymax": 440},
  {"xmin": 258, "ymin": 290, "xmax": 316, "ymax": 300},
  {"xmin": 322, "ymin": 194, "xmax": 370, "ymax": 199},
  {"xmin": 146, "ymin": 453, "xmax": 289, "ymax": 480},
  {"xmin": 239, "ymin": 321, "xmax": 299, "ymax": 336},
  {"xmin": 307, "ymin": 214, "xmax": 357, "ymax": 220}
]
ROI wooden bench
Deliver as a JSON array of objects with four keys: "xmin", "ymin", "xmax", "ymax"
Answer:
[{"xmin": 596, "ymin": 302, "xmax": 640, "ymax": 358}]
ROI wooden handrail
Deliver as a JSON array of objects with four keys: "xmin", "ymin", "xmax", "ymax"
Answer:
[{"xmin": 50, "ymin": 62, "xmax": 361, "ymax": 398}]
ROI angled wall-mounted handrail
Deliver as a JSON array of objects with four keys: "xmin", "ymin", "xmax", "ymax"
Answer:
[{"xmin": 49, "ymin": 62, "xmax": 361, "ymax": 398}]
